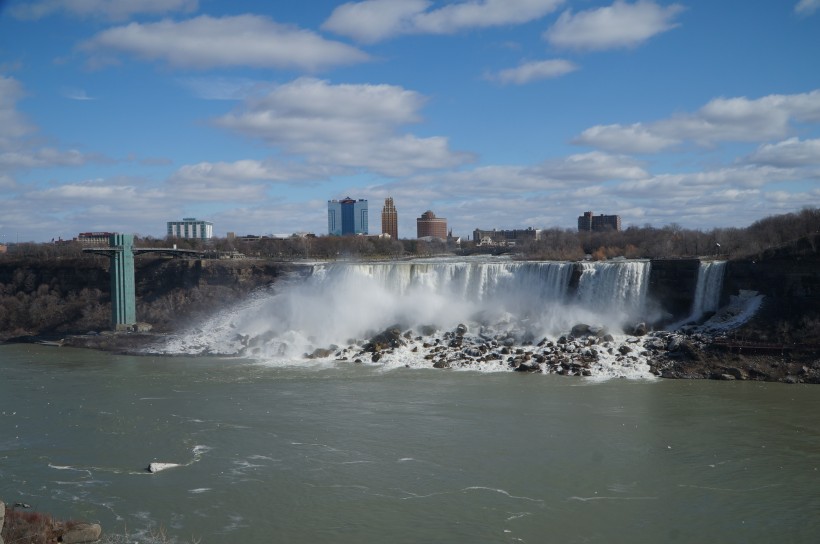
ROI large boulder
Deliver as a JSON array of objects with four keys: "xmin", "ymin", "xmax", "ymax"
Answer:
[
  {"xmin": 306, "ymin": 348, "xmax": 333, "ymax": 359},
  {"xmin": 571, "ymin": 324, "xmax": 591, "ymax": 337},
  {"xmin": 60, "ymin": 522, "xmax": 102, "ymax": 543},
  {"xmin": 363, "ymin": 326, "xmax": 405, "ymax": 352},
  {"xmin": 514, "ymin": 361, "xmax": 540, "ymax": 372}
]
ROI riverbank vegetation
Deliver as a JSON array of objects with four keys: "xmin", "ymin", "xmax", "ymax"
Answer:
[{"xmin": 0, "ymin": 503, "xmax": 196, "ymax": 544}]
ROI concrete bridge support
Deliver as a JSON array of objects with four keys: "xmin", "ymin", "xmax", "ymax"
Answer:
[
  {"xmin": 83, "ymin": 235, "xmax": 203, "ymax": 331},
  {"xmin": 109, "ymin": 234, "xmax": 136, "ymax": 330}
]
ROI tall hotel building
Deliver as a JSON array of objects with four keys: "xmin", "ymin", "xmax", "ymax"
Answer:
[
  {"xmin": 328, "ymin": 197, "xmax": 368, "ymax": 235},
  {"xmin": 381, "ymin": 197, "xmax": 398, "ymax": 239},
  {"xmin": 167, "ymin": 217, "xmax": 213, "ymax": 239},
  {"xmin": 416, "ymin": 210, "xmax": 447, "ymax": 239}
]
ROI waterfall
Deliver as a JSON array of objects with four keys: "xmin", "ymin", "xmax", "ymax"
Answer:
[
  {"xmin": 575, "ymin": 261, "xmax": 651, "ymax": 324},
  {"xmin": 161, "ymin": 259, "xmax": 655, "ymax": 359},
  {"xmin": 667, "ymin": 260, "xmax": 726, "ymax": 330},
  {"xmin": 689, "ymin": 260, "xmax": 726, "ymax": 321}
]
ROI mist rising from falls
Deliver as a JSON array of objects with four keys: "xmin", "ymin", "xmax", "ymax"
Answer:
[{"xmin": 161, "ymin": 259, "xmax": 653, "ymax": 362}]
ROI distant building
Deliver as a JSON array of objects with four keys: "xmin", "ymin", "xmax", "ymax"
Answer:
[
  {"xmin": 578, "ymin": 211, "xmax": 621, "ymax": 232},
  {"xmin": 381, "ymin": 197, "xmax": 398, "ymax": 239},
  {"xmin": 328, "ymin": 197, "xmax": 368, "ymax": 235},
  {"xmin": 472, "ymin": 227, "xmax": 542, "ymax": 246},
  {"xmin": 167, "ymin": 217, "xmax": 213, "ymax": 239},
  {"xmin": 77, "ymin": 232, "xmax": 115, "ymax": 246},
  {"xmin": 416, "ymin": 210, "xmax": 447, "ymax": 239}
]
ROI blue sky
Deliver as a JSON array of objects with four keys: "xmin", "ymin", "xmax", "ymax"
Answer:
[{"xmin": 1, "ymin": 0, "xmax": 819, "ymax": 242}]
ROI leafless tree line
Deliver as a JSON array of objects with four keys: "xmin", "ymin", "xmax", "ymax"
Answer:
[{"xmin": 1, "ymin": 207, "xmax": 817, "ymax": 263}]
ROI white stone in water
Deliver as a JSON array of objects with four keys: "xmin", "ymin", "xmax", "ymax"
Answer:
[{"xmin": 147, "ymin": 462, "xmax": 181, "ymax": 473}]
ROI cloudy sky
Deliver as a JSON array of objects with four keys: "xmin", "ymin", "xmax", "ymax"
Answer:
[{"xmin": 1, "ymin": 0, "xmax": 818, "ymax": 242}]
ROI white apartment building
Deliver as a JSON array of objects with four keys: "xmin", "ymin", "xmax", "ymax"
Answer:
[{"xmin": 167, "ymin": 217, "xmax": 213, "ymax": 240}]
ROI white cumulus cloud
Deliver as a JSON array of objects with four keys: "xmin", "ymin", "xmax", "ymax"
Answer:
[
  {"xmin": 746, "ymin": 137, "xmax": 820, "ymax": 167},
  {"xmin": 0, "ymin": 76, "xmax": 35, "ymax": 148},
  {"xmin": 11, "ymin": 0, "xmax": 198, "ymax": 21},
  {"xmin": 530, "ymin": 151, "xmax": 648, "ymax": 182},
  {"xmin": 795, "ymin": 0, "xmax": 820, "ymax": 15},
  {"xmin": 575, "ymin": 89, "xmax": 820, "ymax": 153},
  {"xmin": 322, "ymin": 0, "xmax": 432, "ymax": 44},
  {"xmin": 215, "ymin": 78, "xmax": 473, "ymax": 177},
  {"xmin": 489, "ymin": 59, "xmax": 578, "ymax": 85},
  {"xmin": 171, "ymin": 159, "xmax": 336, "ymax": 185},
  {"xmin": 544, "ymin": 0, "xmax": 685, "ymax": 50},
  {"xmin": 323, "ymin": 0, "xmax": 564, "ymax": 43},
  {"xmin": 573, "ymin": 123, "xmax": 679, "ymax": 153},
  {"xmin": 81, "ymin": 15, "xmax": 370, "ymax": 71}
]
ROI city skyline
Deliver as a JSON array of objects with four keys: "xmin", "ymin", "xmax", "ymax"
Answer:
[{"xmin": 1, "ymin": 1, "xmax": 819, "ymax": 242}]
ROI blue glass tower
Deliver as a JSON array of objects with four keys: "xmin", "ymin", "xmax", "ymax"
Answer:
[{"xmin": 328, "ymin": 197, "xmax": 368, "ymax": 235}]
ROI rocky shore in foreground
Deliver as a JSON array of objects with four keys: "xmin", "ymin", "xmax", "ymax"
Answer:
[{"xmin": 0, "ymin": 500, "xmax": 102, "ymax": 544}]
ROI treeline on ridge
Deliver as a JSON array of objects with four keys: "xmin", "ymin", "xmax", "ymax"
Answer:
[{"xmin": 3, "ymin": 207, "xmax": 818, "ymax": 262}]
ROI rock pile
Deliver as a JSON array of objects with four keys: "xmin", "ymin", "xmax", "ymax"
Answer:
[
  {"xmin": 317, "ymin": 322, "xmax": 670, "ymax": 378},
  {"xmin": 297, "ymin": 319, "xmax": 819, "ymax": 383}
]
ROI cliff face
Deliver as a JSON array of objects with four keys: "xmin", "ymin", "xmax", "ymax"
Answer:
[
  {"xmin": 723, "ymin": 234, "xmax": 820, "ymax": 344},
  {"xmin": 0, "ymin": 257, "xmax": 308, "ymax": 338},
  {"xmin": 647, "ymin": 259, "xmax": 701, "ymax": 321},
  {"xmin": 1, "ymin": 236, "xmax": 817, "ymax": 342}
]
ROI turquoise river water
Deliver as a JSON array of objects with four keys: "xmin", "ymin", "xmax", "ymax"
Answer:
[{"xmin": 1, "ymin": 344, "xmax": 819, "ymax": 543}]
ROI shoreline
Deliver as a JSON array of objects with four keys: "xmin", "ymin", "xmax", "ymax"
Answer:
[{"xmin": 5, "ymin": 328, "xmax": 818, "ymax": 385}]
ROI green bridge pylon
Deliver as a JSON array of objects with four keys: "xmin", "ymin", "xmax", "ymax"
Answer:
[
  {"xmin": 83, "ymin": 234, "xmax": 204, "ymax": 331},
  {"xmin": 109, "ymin": 233, "xmax": 137, "ymax": 329},
  {"xmin": 82, "ymin": 234, "xmax": 137, "ymax": 330}
]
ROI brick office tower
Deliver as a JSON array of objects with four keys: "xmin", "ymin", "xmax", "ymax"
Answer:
[
  {"xmin": 577, "ymin": 211, "xmax": 621, "ymax": 232},
  {"xmin": 416, "ymin": 210, "xmax": 447, "ymax": 239},
  {"xmin": 381, "ymin": 197, "xmax": 398, "ymax": 239}
]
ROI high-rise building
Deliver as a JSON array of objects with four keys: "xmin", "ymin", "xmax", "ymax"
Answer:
[
  {"xmin": 416, "ymin": 210, "xmax": 447, "ymax": 239},
  {"xmin": 328, "ymin": 197, "xmax": 368, "ymax": 236},
  {"xmin": 577, "ymin": 211, "xmax": 621, "ymax": 232},
  {"xmin": 167, "ymin": 217, "xmax": 213, "ymax": 239},
  {"xmin": 381, "ymin": 197, "xmax": 398, "ymax": 239}
]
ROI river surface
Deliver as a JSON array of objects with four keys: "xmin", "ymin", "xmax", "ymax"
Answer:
[{"xmin": 2, "ymin": 344, "xmax": 819, "ymax": 543}]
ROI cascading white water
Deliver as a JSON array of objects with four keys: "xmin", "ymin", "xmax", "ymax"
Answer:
[
  {"xmin": 690, "ymin": 260, "xmax": 726, "ymax": 318},
  {"xmin": 667, "ymin": 260, "xmax": 726, "ymax": 329},
  {"xmin": 575, "ymin": 261, "xmax": 651, "ymax": 324},
  {"xmin": 160, "ymin": 259, "xmax": 653, "ymax": 362}
]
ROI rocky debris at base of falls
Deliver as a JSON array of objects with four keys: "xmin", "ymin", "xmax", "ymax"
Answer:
[{"xmin": 301, "ymin": 321, "xmax": 820, "ymax": 383}]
